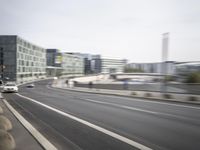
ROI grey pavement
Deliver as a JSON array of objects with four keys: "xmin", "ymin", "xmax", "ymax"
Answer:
[
  {"xmin": 0, "ymin": 97, "xmax": 43, "ymax": 150},
  {"xmin": 2, "ymin": 79, "xmax": 200, "ymax": 150}
]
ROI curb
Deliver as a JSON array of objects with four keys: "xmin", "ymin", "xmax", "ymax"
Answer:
[{"xmin": 3, "ymin": 99, "xmax": 57, "ymax": 150}]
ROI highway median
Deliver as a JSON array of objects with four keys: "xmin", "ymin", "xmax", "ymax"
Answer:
[{"xmin": 52, "ymin": 79, "xmax": 200, "ymax": 105}]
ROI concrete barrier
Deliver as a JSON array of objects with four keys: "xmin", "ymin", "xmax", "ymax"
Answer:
[
  {"xmin": 0, "ymin": 129, "xmax": 15, "ymax": 150},
  {"xmin": 0, "ymin": 116, "xmax": 12, "ymax": 131},
  {"xmin": 0, "ymin": 106, "xmax": 3, "ymax": 114},
  {"xmin": 71, "ymin": 74, "xmax": 110, "ymax": 83}
]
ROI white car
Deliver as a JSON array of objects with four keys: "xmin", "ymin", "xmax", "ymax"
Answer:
[{"xmin": 2, "ymin": 83, "xmax": 18, "ymax": 93}]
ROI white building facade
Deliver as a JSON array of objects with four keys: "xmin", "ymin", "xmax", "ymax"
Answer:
[
  {"xmin": 100, "ymin": 58, "xmax": 127, "ymax": 73},
  {"xmin": 61, "ymin": 53, "xmax": 84, "ymax": 75},
  {"xmin": 127, "ymin": 61, "xmax": 175, "ymax": 75}
]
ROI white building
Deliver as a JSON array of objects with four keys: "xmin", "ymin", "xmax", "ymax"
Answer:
[
  {"xmin": 46, "ymin": 50, "xmax": 84, "ymax": 76},
  {"xmin": 127, "ymin": 61, "xmax": 175, "ymax": 75},
  {"xmin": 100, "ymin": 58, "xmax": 127, "ymax": 73},
  {"xmin": 62, "ymin": 53, "xmax": 84, "ymax": 75}
]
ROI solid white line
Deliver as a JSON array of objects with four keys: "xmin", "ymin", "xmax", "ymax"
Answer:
[
  {"xmin": 48, "ymin": 84, "xmax": 200, "ymax": 110},
  {"xmin": 3, "ymin": 99, "xmax": 57, "ymax": 150},
  {"xmin": 84, "ymin": 98, "xmax": 158, "ymax": 115},
  {"xmin": 82, "ymin": 98, "xmax": 197, "ymax": 121},
  {"xmin": 16, "ymin": 93, "xmax": 152, "ymax": 150},
  {"xmin": 45, "ymin": 85, "xmax": 200, "ymax": 123},
  {"xmin": 108, "ymin": 95, "xmax": 200, "ymax": 110}
]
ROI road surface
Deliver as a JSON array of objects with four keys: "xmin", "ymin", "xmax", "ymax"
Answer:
[{"xmin": 3, "ymin": 80, "xmax": 200, "ymax": 150}]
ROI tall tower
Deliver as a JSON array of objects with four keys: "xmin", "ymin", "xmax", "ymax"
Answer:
[
  {"xmin": 162, "ymin": 33, "xmax": 169, "ymax": 62},
  {"xmin": 161, "ymin": 33, "xmax": 170, "ymax": 93}
]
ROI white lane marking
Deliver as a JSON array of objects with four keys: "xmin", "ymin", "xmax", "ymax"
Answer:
[
  {"xmin": 47, "ymin": 84, "xmax": 200, "ymax": 110},
  {"xmin": 16, "ymin": 93, "xmax": 152, "ymax": 150},
  {"xmin": 37, "ymin": 85, "xmax": 194, "ymax": 120},
  {"xmin": 82, "ymin": 98, "xmax": 198, "ymax": 121},
  {"xmin": 103, "ymin": 95, "xmax": 200, "ymax": 110},
  {"xmin": 83, "ymin": 98, "xmax": 158, "ymax": 115},
  {"xmin": 3, "ymin": 99, "xmax": 57, "ymax": 150},
  {"xmin": 47, "ymin": 85, "xmax": 200, "ymax": 121}
]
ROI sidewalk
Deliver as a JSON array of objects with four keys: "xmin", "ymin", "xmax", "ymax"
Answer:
[
  {"xmin": 0, "ymin": 96, "xmax": 43, "ymax": 150},
  {"xmin": 53, "ymin": 79, "xmax": 200, "ymax": 105}
]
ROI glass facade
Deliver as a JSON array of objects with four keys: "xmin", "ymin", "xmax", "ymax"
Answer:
[
  {"xmin": 46, "ymin": 50, "xmax": 84, "ymax": 76},
  {"xmin": 61, "ymin": 53, "xmax": 84, "ymax": 75},
  {"xmin": 101, "ymin": 58, "xmax": 126, "ymax": 73},
  {"xmin": 16, "ymin": 36, "xmax": 46, "ymax": 83},
  {"xmin": 0, "ymin": 35, "xmax": 46, "ymax": 83}
]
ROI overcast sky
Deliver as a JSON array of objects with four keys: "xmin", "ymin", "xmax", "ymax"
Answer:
[{"xmin": 0, "ymin": 0, "xmax": 200, "ymax": 62}]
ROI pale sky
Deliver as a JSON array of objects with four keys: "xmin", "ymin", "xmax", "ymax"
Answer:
[{"xmin": 0, "ymin": 0, "xmax": 200, "ymax": 62}]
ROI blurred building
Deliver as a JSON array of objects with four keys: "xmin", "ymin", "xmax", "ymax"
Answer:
[
  {"xmin": 62, "ymin": 52, "xmax": 84, "ymax": 75},
  {"xmin": 126, "ymin": 61, "xmax": 175, "ymax": 75},
  {"xmin": 46, "ymin": 50, "xmax": 84, "ymax": 76},
  {"xmin": 46, "ymin": 49, "xmax": 62, "ymax": 76},
  {"xmin": 74, "ymin": 53, "xmax": 101, "ymax": 74},
  {"xmin": 0, "ymin": 35, "xmax": 46, "ymax": 83},
  {"xmin": 175, "ymin": 62, "xmax": 200, "ymax": 75},
  {"xmin": 91, "ymin": 55, "xmax": 101, "ymax": 73},
  {"xmin": 74, "ymin": 53, "xmax": 126, "ymax": 74},
  {"xmin": 99, "ymin": 58, "xmax": 127, "ymax": 73}
]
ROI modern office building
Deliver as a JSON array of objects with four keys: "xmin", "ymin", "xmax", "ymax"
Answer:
[
  {"xmin": 46, "ymin": 50, "xmax": 84, "ymax": 76},
  {"xmin": 62, "ymin": 52, "xmax": 84, "ymax": 75},
  {"xmin": 99, "ymin": 58, "xmax": 127, "ymax": 73},
  {"xmin": 46, "ymin": 49, "xmax": 62, "ymax": 76},
  {"xmin": 90, "ymin": 55, "xmax": 101, "ymax": 74},
  {"xmin": 71, "ymin": 53, "xmax": 126, "ymax": 74},
  {"xmin": 126, "ymin": 61, "xmax": 175, "ymax": 75},
  {"xmin": 74, "ymin": 53, "xmax": 101, "ymax": 74},
  {"xmin": 175, "ymin": 61, "xmax": 200, "ymax": 75},
  {"xmin": 0, "ymin": 35, "xmax": 46, "ymax": 83}
]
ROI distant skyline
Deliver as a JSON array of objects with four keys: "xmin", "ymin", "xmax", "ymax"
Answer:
[{"xmin": 0, "ymin": 0, "xmax": 200, "ymax": 62}]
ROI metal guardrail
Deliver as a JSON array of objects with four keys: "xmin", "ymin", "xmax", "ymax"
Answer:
[{"xmin": 75, "ymin": 83, "xmax": 200, "ymax": 95}]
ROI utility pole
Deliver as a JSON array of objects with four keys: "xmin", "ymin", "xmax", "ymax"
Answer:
[{"xmin": 161, "ymin": 32, "xmax": 169, "ymax": 93}]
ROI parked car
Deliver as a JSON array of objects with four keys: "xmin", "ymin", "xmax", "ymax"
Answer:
[
  {"xmin": 2, "ymin": 83, "xmax": 18, "ymax": 93},
  {"xmin": 26, "ymin": 83, "xmax": 35, "ymax": 88}
]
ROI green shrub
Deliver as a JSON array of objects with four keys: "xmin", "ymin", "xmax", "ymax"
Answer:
[
  {"xmin": 185, "ymin": 72, "xmax": 200, "ymax": 83},
  {"xmin": 164, "ymin": 75, "xmax": 175, "ymax": 82}
]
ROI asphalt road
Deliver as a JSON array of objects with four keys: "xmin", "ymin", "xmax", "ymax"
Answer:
[{"xmin": 3, "ymin": 79, "xmax": 200, "ymax": 150}]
